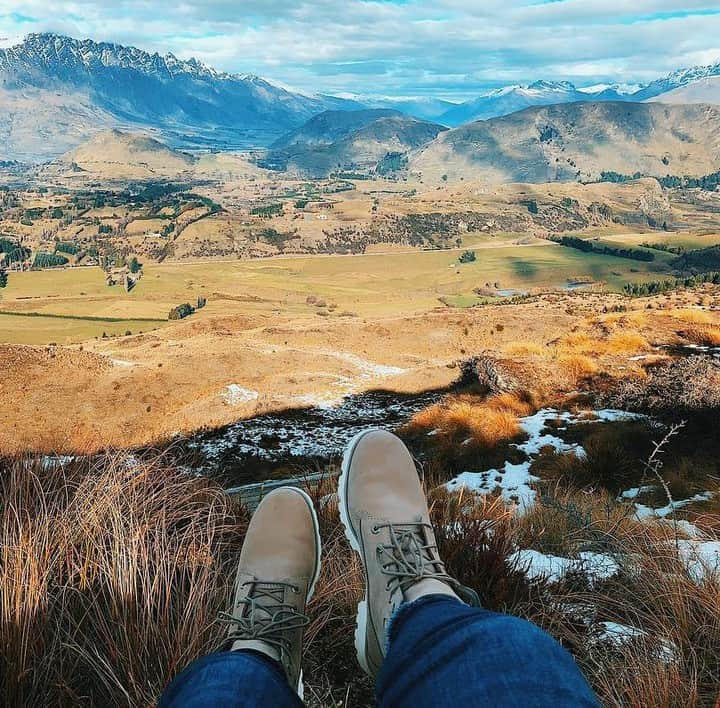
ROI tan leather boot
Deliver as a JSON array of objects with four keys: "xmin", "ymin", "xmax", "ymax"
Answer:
[
  {"xmin": 339, "ymin": 429, "xmax": 480, "ymax": 678},
  {"xmin": 219, "ymin": 487, "xmax": 321, "ymax": 698}
]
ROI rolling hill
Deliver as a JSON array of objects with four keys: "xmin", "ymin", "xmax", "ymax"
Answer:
[
  {"xmin": 47, "ymin": 130, "xmax": 197, "ymax": 179},
  {"xmin": 409, "ymin": 102, "xmax": 720, "ymax": 184},
  {"xmin": 264, "ymin": 109, "xmax": 448, "ymax": 177}
]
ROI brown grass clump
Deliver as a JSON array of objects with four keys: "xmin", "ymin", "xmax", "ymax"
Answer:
[
  {"xmin": 683, "ymin": 325, "xmax": 720, "ymax": 347},
  {"xmin": 604, "ymin": 331, "xmax": 650, "ymax": 354},
  {"xmin": 0, "ymin": 455, "xmax": 248, "ymax": 707},
  {"xmin": 665, "ymin": 308, "xmax": 716, "ymax": 325},
  {"xmin": 558, "ymin": 353, "xmax": 599, "ymax": 382},
  {"xmin": 405, "ymin": 391, "xmax": 535, "ymax": 450}
]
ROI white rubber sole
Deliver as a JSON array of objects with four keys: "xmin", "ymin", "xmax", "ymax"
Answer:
[
  {"xmin": 338, "ymin": 428, "xmax": 386, "ymax": 676},
  {"xmin": 283, "ymin": 486, "xmax": 323, "ymax": 699}
]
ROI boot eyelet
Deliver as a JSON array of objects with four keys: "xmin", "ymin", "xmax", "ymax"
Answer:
[
  {"xmin": 377, "ymin": 546, "xmax": 384, "ymax": 555},
  {"xmin": 292, "ymin": 585, "xmax": 300, "ymax": 594},
  {"xmin": 371, "ymin": 525, "xmax": 379, "ymax": 534}
]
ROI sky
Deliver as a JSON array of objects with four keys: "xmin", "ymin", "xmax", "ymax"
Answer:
[{"xmin": 1, "ymin": 1, "xmax": 720, "ymax": 100}]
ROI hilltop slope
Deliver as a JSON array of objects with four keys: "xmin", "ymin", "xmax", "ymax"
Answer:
[
  {"xmin": 410, "ymin": 102, "xmax": 720, "ymax": 184},
  {"xmin": 266, "ymin": 109, "xmax": 447, "ymax": 177},
  {"xmin": 50, "ymin": 130, "xmax": 197, "ymax": 179}
]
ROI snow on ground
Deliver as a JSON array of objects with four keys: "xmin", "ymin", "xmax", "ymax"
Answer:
[
  {"xmin": 445, "ymin": 408, "xmax": 643, "ymax": 512},
  {"xmin": 221, "ymin": 385, "xmax": 260, "ymax": 406},
  {"xmin": 110, "ymin": 358, "xmax": 136, "ymax": 367},
  {"xmin": 594, "ymin": 622, "xmax": 677, "ymax": 662},
  {"xmin": 633, "ymin": 492, "xmax": 713, "ymax": 520},
  {"xmin": 676, "ymin": 540, "xmax": 720, "ymax": 581},
  {"xmin": 447, "ymin": 462, "xmax": 539, "ymax": 511},
  {"xmin": 511, "ymin": 549, "xmax": 620, "ymax": 584},
  {"xmin": 190, "ymin": 390, "xmax": 442, "ymax": 469}
]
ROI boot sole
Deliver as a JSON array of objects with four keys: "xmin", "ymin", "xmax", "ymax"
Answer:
[
  {"xmin": 338, "ymin": 428, "xmax": 386, "ymax": 677},
  {"xmin": 284, "ymin": 486, "xmax": 323, "ymax": 699}
]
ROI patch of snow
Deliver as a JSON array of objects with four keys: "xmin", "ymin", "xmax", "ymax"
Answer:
[
  {"xmin": 190, "ymin": 390, "xmax": 442, "ymax": 468},
  {"xmin": 619, "ymin": 485, "xmax": 656, "ymax": 500},
  {"xmin": 634, "ymin": 492, "xmax": 713, "ymax": 520},
  {"xmin": 110, "ymin": 358, "xmax": 136, "ymax": 367},
  {"xmin": 593, "ymin": 409, "xmax": 645, "ymax": 422},
  {"xmin": 446, "ymin": 461, "xmax": 539, "ymax": 512},
  {"xmin": 446, "ymin": 407, "xmax": 655, "ymax": 513},
  {"xmin": 594, "ymin": 622, "xmax": 677, "ymax": 663},
  {"xmin": 511, "ymin": 549, "xmax": 620, "ymax": 584},
  {"xmin": 222, "ymin": 385, "xmax": 260, "ymax": 406},
  {"xmin": 41, "ymin": 455, "xmax": 75, "ymax": 469},
  {"xmin": 676, "ymin": 540, "xmax": 720, "ymax": 581}
]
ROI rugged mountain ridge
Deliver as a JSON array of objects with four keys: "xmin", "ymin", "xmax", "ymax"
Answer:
[
  {"xmin": 0, "ymin": 33, "xmax": 357, "ymax": 161},
  {"xmin": 439, "ymin": 61, "xmax": 720, "ymax": 126}
]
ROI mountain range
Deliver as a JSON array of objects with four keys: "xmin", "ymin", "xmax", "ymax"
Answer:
[
  {"xmin": 1, "ymin": 33, "xmax": 720, "ymax": 166},
  {"xmin": 0, "ymin": 33, "xmax": 359, "ymax": 161}
]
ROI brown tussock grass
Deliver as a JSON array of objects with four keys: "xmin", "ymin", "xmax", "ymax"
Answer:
[
  {"xmin": 405, "ymin": 391, "xmax": 536, "ymax": 449},
  {"xmin": 558, "ymin": 354, "xmax": 599, "ymax": 382},
  {"xmin": 665, "ymin": 308, "xmax": 717, "ymax": 325},
  {"xmin": 683, "ymin": 325, "xmax": 720, "ymax": 347}
]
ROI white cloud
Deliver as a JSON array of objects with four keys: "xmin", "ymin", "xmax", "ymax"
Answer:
[{"xmin": 1, "ymin": 0, "xmax": 719, "ymax": 97}]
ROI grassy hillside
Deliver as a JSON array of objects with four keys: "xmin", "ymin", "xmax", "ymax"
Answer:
[{"xmin": 410, "ymin": 102, "xmax": 720, "ymax": 184}]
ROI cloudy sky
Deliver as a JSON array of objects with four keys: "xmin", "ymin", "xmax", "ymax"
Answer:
[{"xmin": 1, "ymin": 1, "xmax": 720, "ymax": 99}]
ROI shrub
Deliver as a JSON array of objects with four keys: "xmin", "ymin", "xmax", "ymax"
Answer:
[
  {"xmin": 168, "ymin": 303, "xmax": 195, "ymax": 321},
  {"xmin": 605, "ymin": 356, "xmax": 720, "ymax": 411},
  {"xmin": 456, "ymin": 355, "xmax": 518, "ymax": 394}
]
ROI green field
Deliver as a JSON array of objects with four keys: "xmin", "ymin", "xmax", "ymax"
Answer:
[{"xmin": 0, "ymin": 242, "xmax": 674, "ymax": 344}]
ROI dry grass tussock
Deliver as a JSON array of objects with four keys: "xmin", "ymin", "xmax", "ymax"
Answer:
[
  {"xmin": 404, "ymin": 391, "xmax": 535, "ymax": 449},
  {"xmin": 683, "ymin": 325, "xmax": 720, "ymax": 347},
  {"xmin": 663, "ymin": 308, "xmax": 717, "ymax": 325},
  {"xmin": 1, "ymin": 456, "xmax": 719, "ymax": 707},
  {"xmin": 557, "ymin": 353, "xmax": 599, "ymax": 382},
  {"xmin": 557, "ymin": 331, "xmax": 650, "ymax": 356}
]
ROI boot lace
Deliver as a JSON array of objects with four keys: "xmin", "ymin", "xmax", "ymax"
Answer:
[
  {"xmin": 218, "ymin": 580, "xmax": 309, "ymax": 660},
  {"xmin": 375, "ymin": 522, "xmax": 454, "ymax": 596}
]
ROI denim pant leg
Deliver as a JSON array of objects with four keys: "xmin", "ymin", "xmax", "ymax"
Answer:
[
  {"xmin": 158, "ymin": 650, "xmax": 302, "ymax": 708},
  {"xmin": 376, "ymin": 595, "xmax": 600, "ymax": 708}
]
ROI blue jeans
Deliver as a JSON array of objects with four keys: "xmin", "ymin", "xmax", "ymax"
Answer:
[{"xmin": 159, "ymin": 595, "xmax": 600, "ymax": 707}]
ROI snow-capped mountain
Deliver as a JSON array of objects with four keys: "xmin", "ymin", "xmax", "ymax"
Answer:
[
  {"xmin": 439, "ymin": 80, "xmax": 639, "ymax": 126},
  {"xmin": 334, "ymin": 95, "xmax": 458, "ymax": 122},
  {"xmin": 0, "ymin": 33, "xmax": 357, "ymax": 160},
  {"xmin": 633, "ymin": 61, "xmax": 720, "ymax": 100}
]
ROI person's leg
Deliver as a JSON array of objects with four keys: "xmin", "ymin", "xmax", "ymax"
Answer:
[
  {"xmin": 159, "ymin": 650, "xmax": 302, "ymax": 708},
  {"xmin": 338, "ymin": 429, "xmax": 599, "ymax": 708},
  {"xmin": 158, "ymin": 487, "xmax": 322, "ymax": 707},
  {"xmin": 377, "ymin": 595, "xmax": 599, "ymax": 707}
]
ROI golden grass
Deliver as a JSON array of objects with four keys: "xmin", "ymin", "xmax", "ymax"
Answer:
[
  {"xmin": 558, "ymin": 353, "xmax": 599, "ymax": 381},
  {"xmin": 406, "ymin": 391, "xmax": 535, "ymax": 448},
  {"xmin": 504, "ymin": 340, "xmax": 547, "ymax": 356},
  {"xmin": 665, "ymin": 308, "xmax": 717, "ymax": 325},
  {"xmin": 557, "ymin": 331, "xmax": 649, "ymax": 357},
  {"xmin": 683, "ymin": 325, "xmax": 720, "ymax": 346}
]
